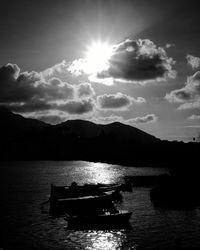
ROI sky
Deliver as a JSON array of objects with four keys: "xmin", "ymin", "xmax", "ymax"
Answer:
[{"xmin": 0, "ymin": 0, "xmax": 200, "ymax": 142}]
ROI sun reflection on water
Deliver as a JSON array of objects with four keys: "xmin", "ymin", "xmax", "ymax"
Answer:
[
  {"xmin": 85, "ymin": 231, "xmax": 124, "ymax": 250},
  {"xmin": 65, "ymin": 161, "xmax": 125, "ymax": 185},
  {"xmin": 64, "ymin": 230, "xmax": 137, "ymax": 250},
  {"xmin": 87, "ymin": 163, "xmax": 114, "ymax": 184}
]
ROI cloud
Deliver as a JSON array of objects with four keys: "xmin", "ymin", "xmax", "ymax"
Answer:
[
  {"xmin": 10, "ymin": 100, "xmax": 52, "ymax": 113},
  {"xmin": 68, "ymin": 39, "xmax": 176, "ymax": 85},
  {"xmin": 0, "ymin": 63, "xmax": 97, "ymax": 118},
  {"xmin": 47, "ymin": 77, "xmax": 75, "ymax": 100},
  {"xmin": 186, "ymin": 55, "xmax": 200, "ymax": 69},
  {"xmin": 68, "ymin": 58, "xmax": 86, "ymax": 77},
  {"xmin": 0, "ymin": 64, "xmax": 75, "ymax": 104},
  {"xmin": 165, "ymin": 43, "xmax": 175, "ymax": 49},
  {"xmin": 24, "ymin": 110, "xmax": 68, "ymax": 124},
  {"xmin": 57, "ymin": 98, "xmax": 95, "ymax": 114},
  {"xmin": 165, "ymin": 71, "xmax": 200, "ymax": 109},
  {"xmin": 42, "ymin": 60, "xmax": 69, "ymax": 78},
  {"xmin": 0, "ymin": 63, "xmax": 20, "ymax": 80},
  {"xmin": 10, "ymin": 98, "xmax": 95, "ymax": 115},
  {"xmin": 9, "ymin": 97, "xmax": 95, "ymax": 117},
  {"xmin": 102, "ymin": 39, "xmax": 176, "ymax": 83},
  {"xmin": 37, "ymin": 115, "xmax": 66, "ymax": 124},
  {"xmin": 91, "ymin": 114, "xmax": 157, "ymax": 125},
  {"xmin": 177, "ymin": 102, "xmax": 200, "ymax": 110},
  {"xmin": 126, "ymin": 114, "xmax": 158, "ymax": 124},
  {"xmin": 134, "ymin": 97, "xmax": 146, "ymax": 103},
  {"xmin": 77, "ymin": 82, "xmax": 95, "ymax": 98},
  {"xmin": 97, "ymin": 92, "xmax": 138, "ymax": 110},
  {"xmin": 91, "ymin": 115, "xmax": 124, "ymax": 124},
  {"xmin": 0, "ymin": 62, "xmax": 153, "ymax": 124},
  {"xmin": 188, "ymin": 114, "xmax": 200, "ymax": 120},
  {"xmin": 165, "ymin": 89, "xmax": 192, "ymax": 103}
]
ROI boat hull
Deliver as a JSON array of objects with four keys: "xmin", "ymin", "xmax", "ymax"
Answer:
[
  {"xmin": 50, "ymin": 190, "xmax": 120, "ymax": 214},
  {"xmin": 65, "ymin": 210, "xmax": 132, "ymax": 227}
]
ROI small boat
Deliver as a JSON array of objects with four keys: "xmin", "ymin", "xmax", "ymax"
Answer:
[
  {"xmin": 65, "ymin": 209, "xmax": 132, "ymax": 227},
  {"xmin": 50, "ymin": 188, "xmax": 122, "ymax": 214},
  {"xmin": 49, "ymin": 182, "xmax": 129, "ymax": 214},
  {"xmin": 50, "ymin": 182, "xmax": 130, "ymax": 199}
]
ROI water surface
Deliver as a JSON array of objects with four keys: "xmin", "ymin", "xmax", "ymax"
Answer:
[{"xmin": 0, "ymin": 161, "xmax": 200, "ymax": 250}]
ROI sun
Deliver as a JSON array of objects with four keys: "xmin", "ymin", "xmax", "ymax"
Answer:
[{"xmin": 84, "ymin": 41, "xmax": 113, "ymax": 74}]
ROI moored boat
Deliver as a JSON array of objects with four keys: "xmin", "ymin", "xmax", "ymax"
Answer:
[
  {"xmin": 50, "ymin": 189, "xmax": 120, "ymax": 214},
  {"xmin": 49, "ymin": 182, "xmax": 129, "ymax": 214},
  {"xmin": 65, "ymin": 209, "xmax": 132, "ymax": 227},
  {"xmin": 50, "ymin": 182, "xmax": 130, "ymax": 198}
]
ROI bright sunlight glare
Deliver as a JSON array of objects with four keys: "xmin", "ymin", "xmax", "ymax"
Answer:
[{"xmin": 84, "ymin": 41, "xmax": 113, "ymax": 74}]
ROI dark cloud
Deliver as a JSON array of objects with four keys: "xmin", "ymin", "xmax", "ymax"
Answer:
[
  {"xmin": 0, "ymin": 63, "xmax": 75, "ymax": 112},
  {"xmin": 0, "ymin": 62, "xmax": 153, "ymax": 123},
  {"xmin": 97, "ymin": 92, "xmax": 133, "ymax": 110},
  {"xmin": 7, "ymin": 97, "xmax": 95, "ymax": 116},
  {"xmin": 100, "ymin": 39, "xmax": 176, "ymax": 83},
  {"xmin": 165, "ymin": 71, "xmax": 200, "ymax": 109},
  {"xmin": 47, "ymin": 77, "xmax": 74, "ymax": 100},
  {"xmin": 77, "ymin": 83, "xmax": 95, "ymax": 98},
  {"xmin": 0, "ymin": 63, "xmax": 20, "ymax": 81},
  {"xmin": 0, "ymin": 63, "xmax": 96, "ymax": 118},
  {"xmin": 186, "ymin": 55, "xmax": 200, "ymax": 70},
  {"xmin": 97, "ymin": 92, "xmax": 145, "ymax": 110},
  {"xmin": 127, "ymin": 114, "xmax": 157, "ymax": 124},
  {"xmin": 58, "ymin": 98, "xmax": 94, "ymax": 114},
  {"xmin": 0, "ymin": 64, "xmax": 74, "ymax": 103},
  {"xmin": 9, "ymin": 100, "xmax": 52, "ymax": 113}
]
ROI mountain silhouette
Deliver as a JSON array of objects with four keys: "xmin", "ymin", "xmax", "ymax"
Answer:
[
  {"xmin": 55, "ymin": 119, "xmax": 157, "ymax": 144},
  {"xmin": 0, "ymin": 107, "xmax": 199, "ymax": 168},
  {"xmin": 1, "ymin": 107, "xmax": 155, "ymax": 143},
  {"xmin": 0, "ymin": 106, "xmax": 48, "ymax": 130}
]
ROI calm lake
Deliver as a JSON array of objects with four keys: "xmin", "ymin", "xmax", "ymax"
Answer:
[{"xmin": 0, "ymin": 161, "xmax": 200, "ymax": 250}]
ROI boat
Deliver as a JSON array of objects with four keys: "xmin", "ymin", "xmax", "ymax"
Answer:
[
  {"xmin": 65, "ymin": 209, "xmax": 132, "ymax": 227},
  {"xmin": 50, "ymin": 189, "xmax": 121, "ymax": 214},
  {"xmin": 50, "ymin": 182, "xmax": 131, "ymax": 198},
  {"xmin": 49, "ymin": 182, "xmax": 131, "ymax": 214}
]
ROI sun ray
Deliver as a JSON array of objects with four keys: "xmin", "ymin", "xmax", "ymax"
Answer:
[{"xmin": 84, "ymin": 41, "xmax": 113, "ymax": 74}]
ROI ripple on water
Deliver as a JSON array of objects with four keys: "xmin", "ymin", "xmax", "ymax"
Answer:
[
  {"xmin": 1, "ymin": 161, "xmax": 200, "ymax": 250},
  {"xmin": 64, "ymin": 229, "xmax": 138, "ymax": 250}
]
